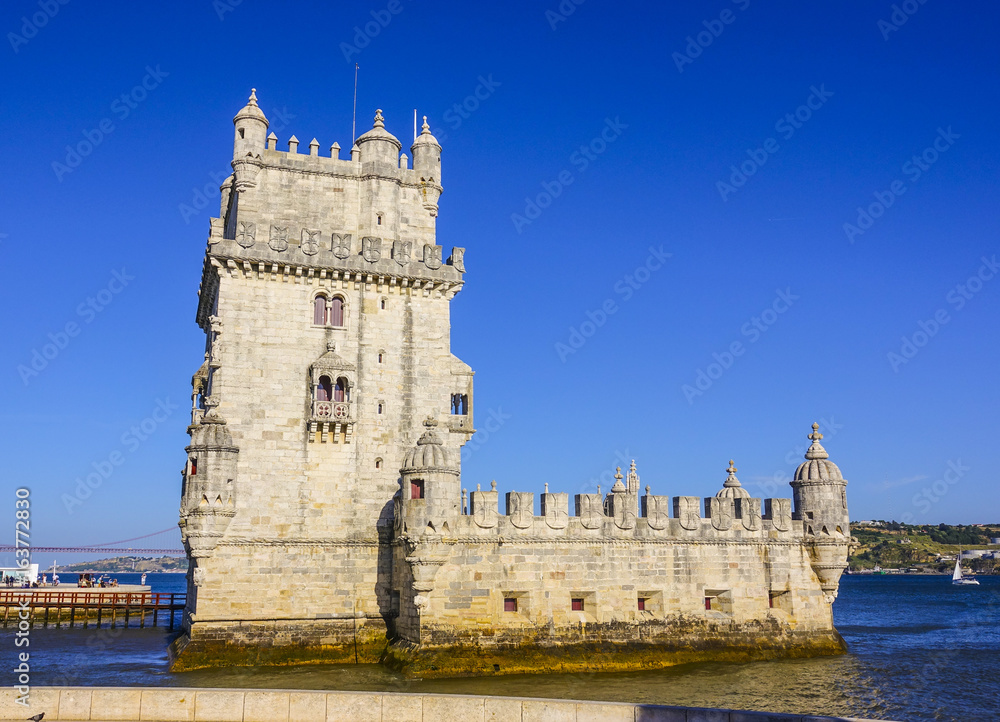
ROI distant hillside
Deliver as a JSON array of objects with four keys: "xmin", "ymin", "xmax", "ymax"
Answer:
[
  {"xmin": 58, "ymin": 555, "xmax": 187, "ymax": 573},
  {"xmin": 849, "ymin": 521, "xmax": 1000, "ymax": 573}
]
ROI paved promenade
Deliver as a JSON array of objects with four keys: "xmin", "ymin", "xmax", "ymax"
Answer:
[{"xmin": 0, "ymin": 687, "xmax": 897, "ymax": 721}]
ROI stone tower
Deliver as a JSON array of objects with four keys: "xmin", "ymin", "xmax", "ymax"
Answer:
[
  {"xmin": 173, "ymin": 90, "xmax": 473, "ymax": 667},
  {"xmin": 791, "ymin": 423, "xmax": 852, "ymax": 602}
]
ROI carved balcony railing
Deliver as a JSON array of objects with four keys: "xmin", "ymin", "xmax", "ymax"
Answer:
[{"xmin": 312, "ymin": 400, "xmax": 351, "ymax": 421}]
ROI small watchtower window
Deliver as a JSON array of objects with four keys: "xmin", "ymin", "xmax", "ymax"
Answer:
[
  {"xmin": 316, "ymin": 376, "xmax": 333, "ymax": 402},
  {"xmin": 330, "ymin": 296, "xmax": 344, "ymax": 327},
  {"xmin": 190, "ymin": 459, "xmax": 198, "ymax": 476},
  {"xmin": 504, "ymin": 597, "xmax": 518, "ymax": 612},
  {"xmin": 376, "ymin": 213, "xmax": 383, "ymax": 226},
  {"xmin": 377, "ymin": 403, "xmax": 384, "ymax": 415},
  {"xmin": 378, "ymin": 352, "xmax": 384, "ymax": 364},
  {"xmin": 410, "ymin": 479, "xmax": 425, "ymax": 500},
  {"xmin": 375, "ymin": 458, "xmax": 383, "ymax": 470},
  {"xmin": 313, "ymin": 295, "xmax": 327, "ymax": 326},
  {"xmin": 637, "ymin": 597, "xmax": 647, "ymax": 612},
  {"xmin": 334, "ymin": 377, "xmax": 347, "ymax": 403},
  {"xmin": 239, "ymin": 128, "xmax": 245, "ymax": 139},
  {"xmin": 571, "ymin": 598, "xmax": 584, "ymax": 611}
]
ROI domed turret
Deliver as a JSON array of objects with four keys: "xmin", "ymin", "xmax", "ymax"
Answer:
[
  {"xmin": 717, "ymin": 460, "xmax": 750, "ymax": 499},
  {"xmin": 233, "ymin": 88, "xmax": 269, "ymax": 160},
  {"xmin": 356, "ymin": 109, "xmax": 401, "ymax": 165},
  {"xmin": 789, "ymin": 423, "xmax": 852, "ymax": 603},
  {"xmin": 399, "ymin": 417, "xmax": 461, "ymax": 532},
  {"xmin": 411, "ymin": 116, "xmax": 443, "ymax": 216}
]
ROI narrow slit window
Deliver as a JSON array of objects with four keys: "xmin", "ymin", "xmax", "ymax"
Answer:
[
  {"xmin": 190, "ymin": 459, "xmax": 198, "ymax": 476},
  {"xmin": 637, "ymin": 597, "xmax": 646, "ymax": 612},
  {"xmin": 410, "ymin": 479, "xmax": 425, "ymax": 500}
]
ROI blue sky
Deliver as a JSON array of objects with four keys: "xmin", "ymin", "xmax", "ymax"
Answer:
[{"xmin": 1, "ymin": 0, "xmax": 998, "ymax": 566}]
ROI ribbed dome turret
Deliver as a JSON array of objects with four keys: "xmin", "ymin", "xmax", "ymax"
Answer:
[
  {"xmin": 411, "ymin": 116, "xmax": 441, "ymax": 152},
  {"xmin": 401, "ymin": 417, "xmax": 456, "ymax": 472},
  {"xmin": 233, "ymin": 88, "xmax": 268, "ymax": 126},
  {"xmin": 717, "ymin": 459, "xmax": 750, "ymax": 499},
  {"xmin": 189, "ymin": 400, "xmax": 237, "ymax": 449},
  {"xmin": 356, "ymin": 109, "xmax": 402, "ymax": 164},
  {"xmin": 794, "ymin": 423, "xmax": 843, "ymax": 481}
]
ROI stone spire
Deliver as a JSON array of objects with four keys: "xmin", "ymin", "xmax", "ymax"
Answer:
[
  {"xmin": 611, "ymin": 466, "xmax": 626, "ymax": 493},
  {"xmin": 626, "ymin": 459, "xmax": 640, "ymax": 495},
  {"xmin": 717, "ymin": 459, "xmax": 750, "ymax": 499},
  {"xmin": 805, "ymin": 423, "xmax": 829, "ymax": 460}
]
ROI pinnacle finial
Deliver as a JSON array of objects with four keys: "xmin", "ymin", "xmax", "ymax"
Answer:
[
  {"xmin": 722, "ymin": 459, "xmax": 742, "ymax": 488},
  {"xmin": 248, "ymin": 88, "xmax": 258, "ymax": 106},
  {"xmin": 423, "ymin": 415, "xmax": 438, "ymax": 428},
  {"xmin": 630, "ymin": 459, "xmax": 637, "ymax": 473},
  {"xmin": 805, "ymin": 422, "xmax": 830, "ymax": 460},
  {"xmin": 645, "ymin": 484, "xmax": 651, "ymax": 495},
  {"xmin": 421, "ymin": 115, "xmax": 430, "ymax": 133},
  {"xmin": 374, "ymin": 109, "xmax": 385, "ymax": 128},
  {"xmin": 615, "ymin": 467, "xmax": 623, "ymax": 481},
  {"xmin": 544, "ymin": 483, "xmax": 549, "ymax": 493},
  {"xmin": 490, "ymin": 480, "xmax": 497, "ymax": 491}
]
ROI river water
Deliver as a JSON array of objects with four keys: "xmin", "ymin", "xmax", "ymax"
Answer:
[{"xmin": 5, "ymin": 573, "xmax": 998, "ymax": 721}]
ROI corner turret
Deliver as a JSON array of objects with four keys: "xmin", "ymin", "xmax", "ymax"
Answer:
[
  {"xmin": 399, "ymin": 417, "xmax": 461, "ymax": 534},
  {"xmin": 233, "ymin": 88, "xmax": 268, "ymax": 160},
  {"xmin": 411, "ymin": 116, "xmax": 443, "ymax": 217},
  {"xmin": 790, "ymin": 423, "xmax": 851, "ymax": 602}
]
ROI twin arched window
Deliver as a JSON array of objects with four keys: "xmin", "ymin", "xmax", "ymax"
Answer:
[
  {"xmin": 313, "ymin": 294, "xmax": 345, "ymax": 327},
  {"xmin": 316, "ymin": 375, "xmax": 348, "ymax": 402}
]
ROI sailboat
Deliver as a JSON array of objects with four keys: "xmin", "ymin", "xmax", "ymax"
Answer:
[{"xmin": 952, "ymin": 555, "xmax": 980, "ymax": 586}]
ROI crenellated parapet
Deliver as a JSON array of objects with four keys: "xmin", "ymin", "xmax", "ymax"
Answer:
[{"xmin": 399, "ymin": 459, "xmax": 802, "ymax": 545}]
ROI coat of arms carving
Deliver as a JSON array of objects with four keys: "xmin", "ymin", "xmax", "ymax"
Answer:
[
  {"xmin": 235, "ymin": 221, "xmax": 255, "ymax": 248},
  {"xmin": 543, "ymin": 492, "xmax": 568, "ymax": 530},
  {"xmin": 506, "ymin": 492, "xmax": 533, "ymax": 529},
  {"xmin": 675, "ymin": 496, "xmax": 701, "ymax": 531},
  {"xmin": 577, "ymin": 494, "xmax": 603, "ymax": 529},
  {"xmin": 423, "ymin": 244, "xmax": 442, "ymax": 270},
  {"xmin": 393, "ymin": 239, "xmax": 411, "ymax": 266},
  {"xmin": 268, "ymin": 225, "xmax": 288, "ymax": 252},
  {"xmin": 771, "ymin": 498, "xmax": 792, "ymax": 532},
  {"xmin": 300, "ymin": 229, "xmax": 320, "ymax": 255},
  {"xmin": 362, "ymin": 236, "xmax": 382, "ymax": 263},
  {"xmin": 741, "ymin": 497, "xmax": 762, "ymax": 531},
  {"xmin": 710, "ymin": 497, "xmax": 734, "ymax": 531},
  {"xmin": 643, "ymin": 495, "xmax": 669, "ymax": 531},
  {"xmin": 450, "ymin": 247, "xmax": 466, "ymax": 273},
  {"xmin": 331, "ymin": 233, "xmax": 352, "ymax": 259}
]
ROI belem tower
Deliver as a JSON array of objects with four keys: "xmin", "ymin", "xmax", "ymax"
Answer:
[{"xmin": 172, "ymin": 90, "xmax": 855, "ymax": 676}]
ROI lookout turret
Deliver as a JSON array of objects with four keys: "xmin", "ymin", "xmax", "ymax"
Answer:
[{"xmin": 232, "ymin": 88, "xmax": 268, "ymax": 160}]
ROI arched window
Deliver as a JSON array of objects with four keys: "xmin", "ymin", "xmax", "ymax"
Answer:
[
  {"xmin": 375, "ymin": 458, "xmax": 383, "ymax": 470},
  {"xmin": 334, "ymin": 377, "xmax": 347, "ymax": 402},
  {"xmin": 330, "ymin": 296, "xmax": 344, "ymax": 327},
  {"xmin": 313, "ymin": 295, "xmax": 327, "ymax": 326},
  {"xmin": 316, "ymin": 376, "xmax": 333, "ymax": 402},
  {"xmin": 377, "ymin": 402, "xmax": 384, "ymax": 415},
  {"xmin": 377, "ymin": 352, "xmax": 384, "ymax": 364}
]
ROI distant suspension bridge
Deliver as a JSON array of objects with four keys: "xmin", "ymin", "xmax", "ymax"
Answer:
[{"xmin": 0, "ymin": 527, "xmax": 184, "ymax": 554}]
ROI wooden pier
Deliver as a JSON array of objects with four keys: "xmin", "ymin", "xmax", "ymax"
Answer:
[{"xmin": 1, "ymin": 589, "xmax": 185, "ymax": 630}]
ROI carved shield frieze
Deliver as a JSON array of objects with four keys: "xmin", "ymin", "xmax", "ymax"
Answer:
[
  {"xmin": 741, "ymin": 497, "xmax": 762, "ymax": 531},
  {"xmin": 235, "ymin": 221, "xmax": 256, "ymax": 248},
  {"xmin": 710, "ymin": 497, "xmax": 734, "ymax": 531},
  {"xmin": 471, "ymin": 490, "xmax": 498, "ymax": 529},
  {"xmin": 506, "ymin": 492, "xmax": 533, "ymax": 529},
  {"xmin": 675, "ymin": 496, "xmax": 701, "ymax": 531},
  {"xmin": 450, "ymin": 247, "xmax": 466, "ymax": 273},
  {"xmin": 269, "ymin": 225, "xmax": 288, "ymax": 252},
  {"xmin": 542, "ymin": 492, "xmax": 568, "ymax": 529},
  {"xmin": 612, "ymin": 494, "xmax": 637, "ymax": 530},
  {"xmin": 643, "ymin": 495, "xmax": 669, "ymax": 531},
  {"xmin": 301, "ymin": 229, "xmax": 320, "ymax": 255},
  {"xmin": 423, "ymin": 244, "xmax": 442, "ymax": 270},
  {"xmin": 362, "ymin": 236, "xmax": 382, "ymax": 263},
  {"xmin": 331, "ymin": 233, "xmax": 352, "ymax": 259},
  {"xmin": 772, "ymin": 498, "xmax": 792, "ymax": 532},
  {"xmin": 393, "ymin": 239, "xmax": 411, "ymax": 266},
  {"xmin": 576, "ymin": 494, "xmax": 603, "ymax": 530}
]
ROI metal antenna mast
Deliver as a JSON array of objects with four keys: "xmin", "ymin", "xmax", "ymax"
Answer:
[{"xmin": 351, "ymin": 63, "xmax": 359, "ymax": 145}]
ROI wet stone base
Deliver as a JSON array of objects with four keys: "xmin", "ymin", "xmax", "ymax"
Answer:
[
  {"xmin": 385, "ymin": 625, "xmax": 848, "ymax": 678},
  {"xmin": 169, "ymin": 615, "xmax": 846, "ymax": 679},
  {"xmin": 169, "ymin": 618, "xmax": 390, "ymax": 671}
]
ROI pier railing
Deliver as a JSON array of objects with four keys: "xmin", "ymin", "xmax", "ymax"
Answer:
[{"xmin": 0, "ymin": 590, "xmax": 186, "ymax": 630}]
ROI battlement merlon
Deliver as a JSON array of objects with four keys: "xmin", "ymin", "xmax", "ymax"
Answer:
[{"xmin": 228, "ymin": 91, "xmax": 444, "ymax": 242}]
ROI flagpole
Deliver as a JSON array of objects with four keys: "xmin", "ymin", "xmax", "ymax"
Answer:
[{"xmin": 351, "ymin": 63, "xmax": 359, "ymax": 145}]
